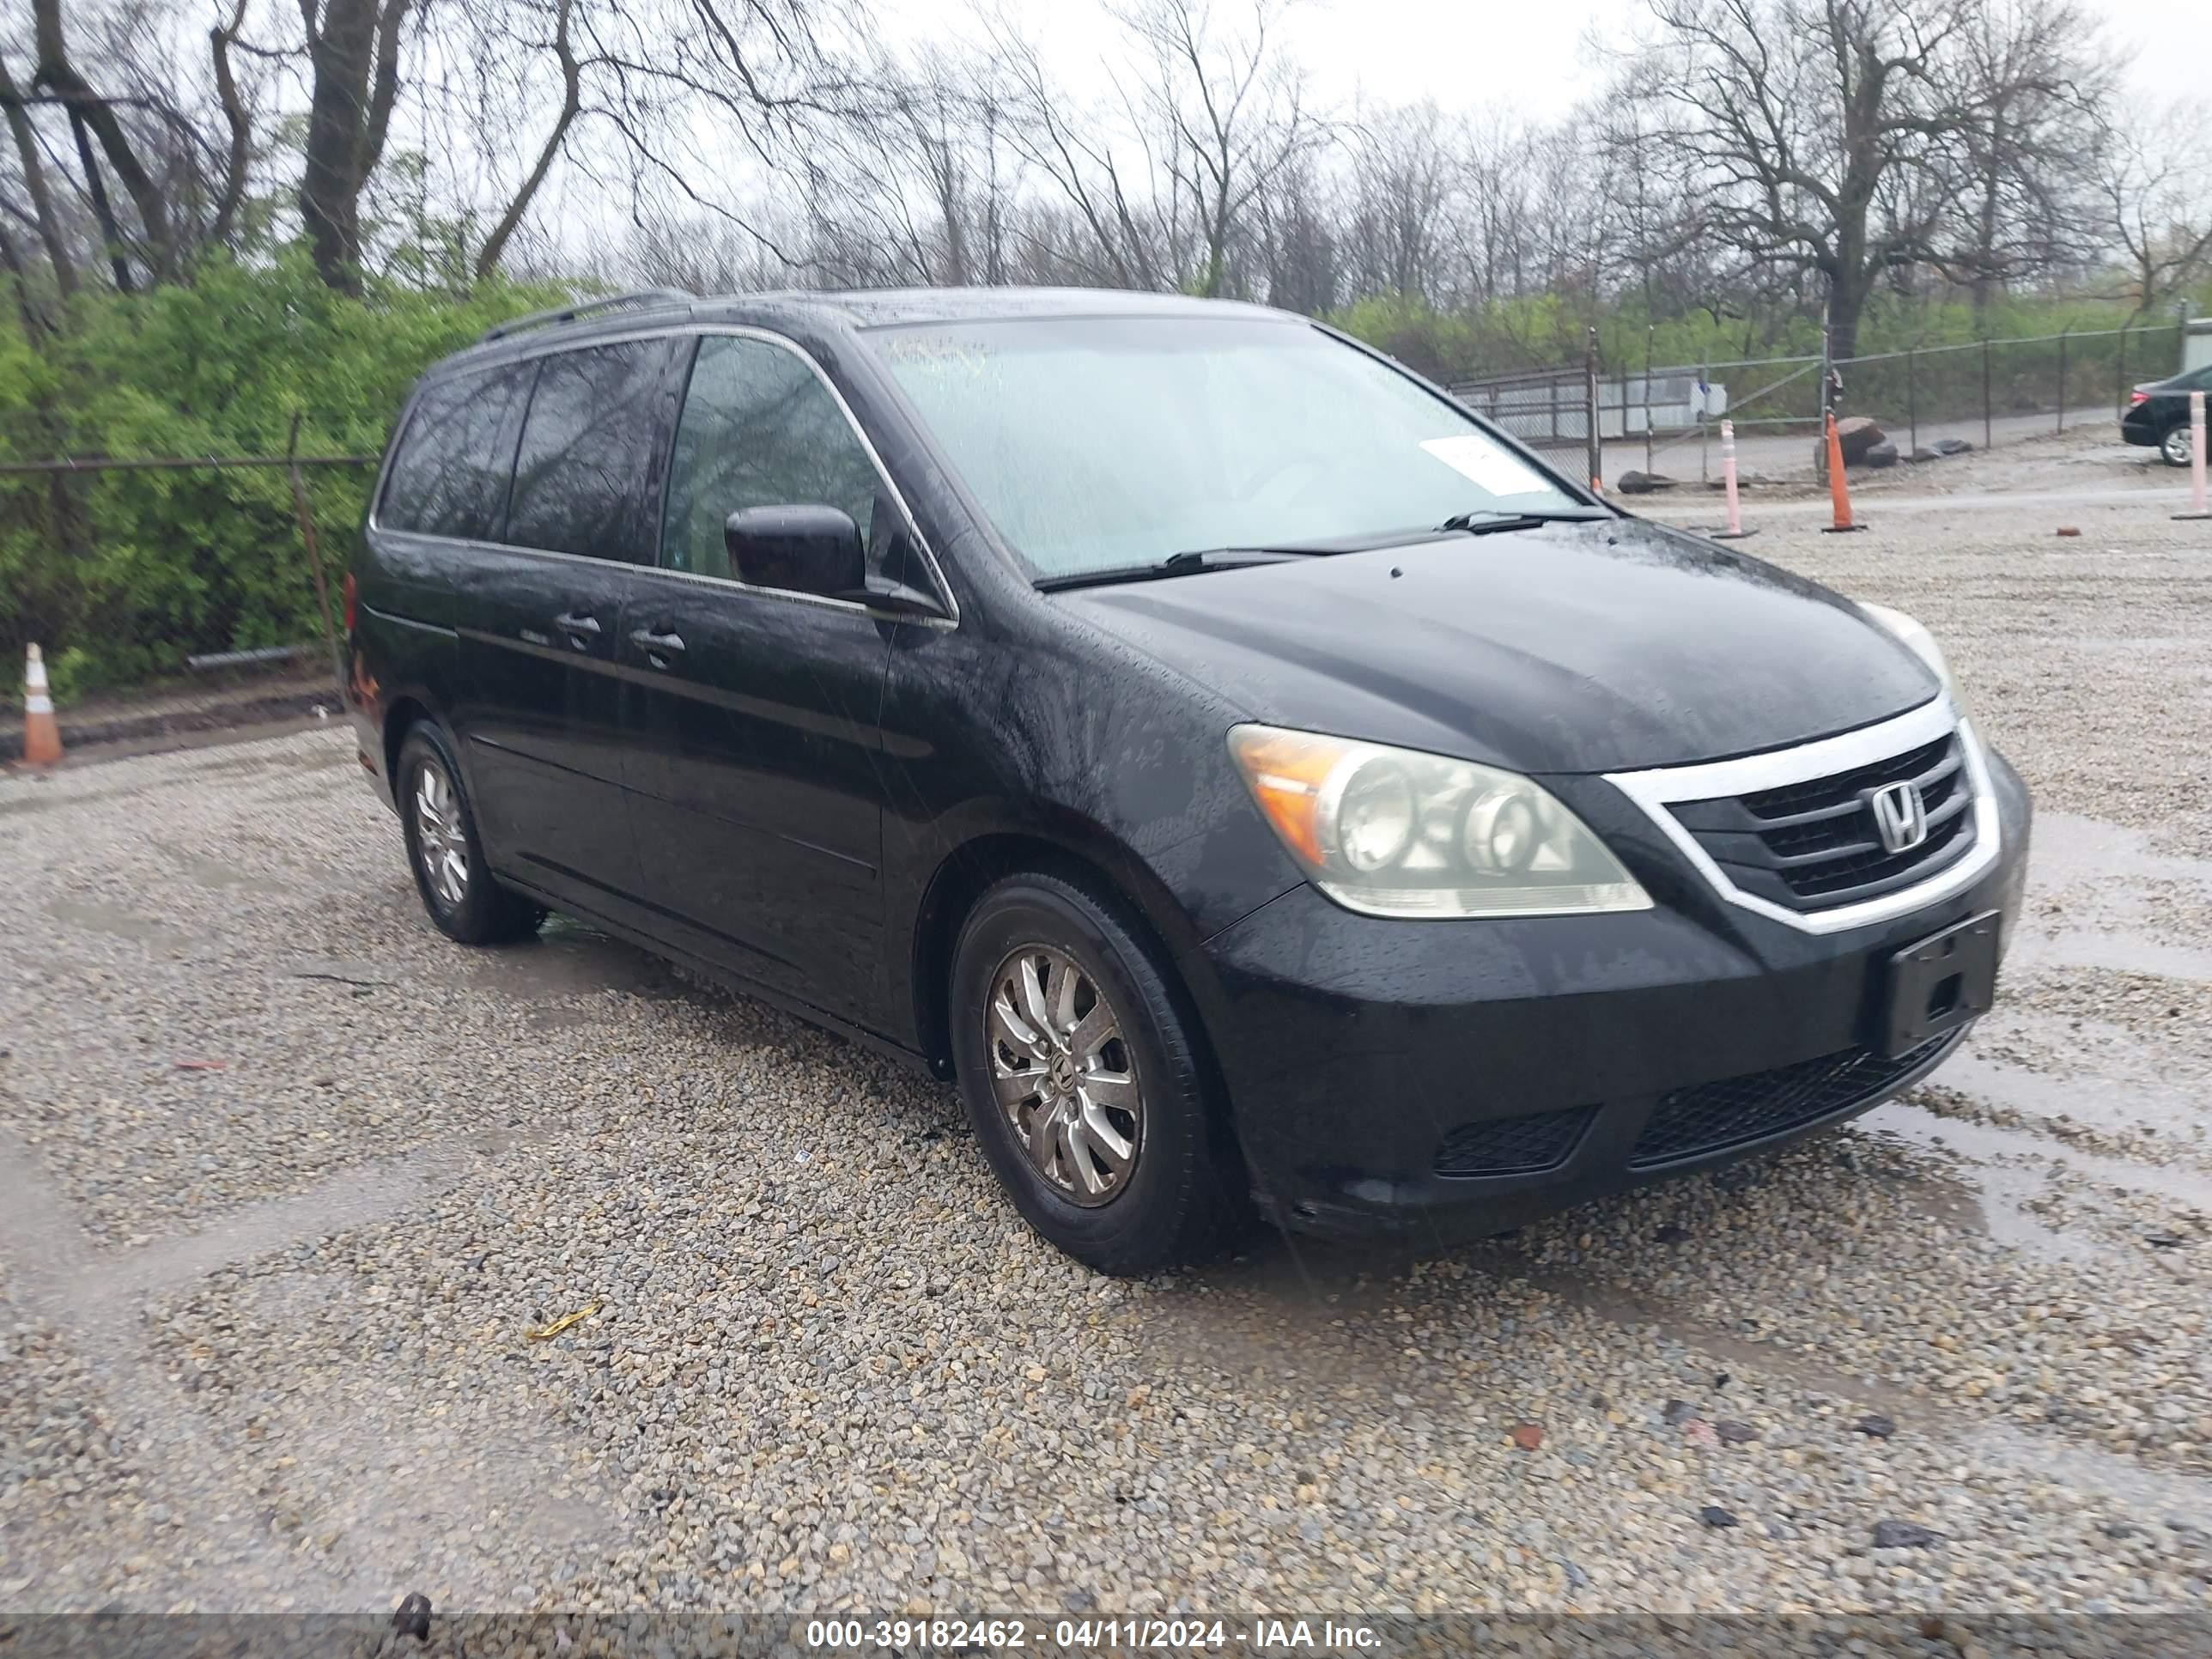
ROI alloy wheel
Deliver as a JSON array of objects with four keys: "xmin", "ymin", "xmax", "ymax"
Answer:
[
  {"xmin": 984, "ymin": 945, "xmax": 1143, "ymax": 1206},
  {"xmin": 2163, "ymin": 424, "xmax": 2195, "ymax": 467},
  {"xmin": 410, "ymin": 759, "xmax": 470, "ymax": 911}
]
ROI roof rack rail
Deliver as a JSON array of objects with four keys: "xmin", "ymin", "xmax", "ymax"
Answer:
[{"xmin": 478, "ymin": 287, "xmax": 696, "ymax": 343}]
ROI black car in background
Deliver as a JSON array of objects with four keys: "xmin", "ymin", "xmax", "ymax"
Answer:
[
  {"xmin": 2122, "ymin": 362, "xmax": 2212, "ymax": 465},
  {"xmin": 346, "ymin": 286, "xmax": 2031, "ymax": 1275}
]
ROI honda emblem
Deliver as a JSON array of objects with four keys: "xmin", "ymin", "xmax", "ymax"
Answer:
[{"xmin": 1870, "ymin": 781, "xmax": 1928, "ymax": 854}]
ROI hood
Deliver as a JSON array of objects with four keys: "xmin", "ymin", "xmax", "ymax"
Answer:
[{"xmin": 1054, "ymin": 518, "xmax": 1941, "ymax": 773}]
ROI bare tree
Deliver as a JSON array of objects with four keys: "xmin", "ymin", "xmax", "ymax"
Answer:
[
  {"xmin": 1342, "ymin": 100, "xmax": 1455, "ymax": 301},
  {"xmin": 1613, "ymin": 0, "xmax": 1991, "ymax": 361},
  {"xmin": 1115, "ymin": 0, "xmax": 1322, "ymax": 297},
  {"xmin": 0, "ymin": 46, "xmax": 79, "ymax": 300},
  {"xmin": 297, "ymin": 0, "xmax": 411, "ymax": 293},
  {"xmin": 2101, "ymin": 97, "xmax": 2212, "ymax": 320},
  {"xmin": 1948, "ymin": 0, "xmax": 2115, "ymax": 319},
  {"xmin": 27, "ymin": 0, "xmax": 189, "ymax": 283}
]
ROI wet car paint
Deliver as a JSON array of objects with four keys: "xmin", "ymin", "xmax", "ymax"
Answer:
[{"xmin": 347, "ymin": 286, "xmax": 2028, "ymax": 1239}]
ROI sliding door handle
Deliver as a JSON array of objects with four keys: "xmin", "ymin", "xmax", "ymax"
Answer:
[{"xmin": 630, "ymin": 626, "xmax": 686, "ymax": 666}]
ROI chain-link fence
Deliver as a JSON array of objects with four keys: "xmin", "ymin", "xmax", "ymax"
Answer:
[
  {"xmin": 1451, "ymin": 320, "xmax": 2191, "ymax": 487},
  {"xmin": 0, "ymin": 434, "xmax": 369, "ymax": 763}
]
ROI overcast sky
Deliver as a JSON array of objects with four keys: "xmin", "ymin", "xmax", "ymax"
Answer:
[{"xmin": 889, "ymin": 1, "xmax": 2211, "ymax": 120}]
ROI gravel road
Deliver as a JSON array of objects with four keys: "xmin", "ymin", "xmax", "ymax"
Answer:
[{"xmin": 3, "ymin": 489, "xmax": 2209, "ymax": 1647}]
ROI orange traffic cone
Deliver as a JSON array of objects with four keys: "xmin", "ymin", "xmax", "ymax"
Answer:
[
  {"xmin": 19, "ymin": 643, "xmax": 63, "ymax": 767},
  {"xmin": 1822, "ymin": 413, "xmax": 1863, "ymax": 534}
]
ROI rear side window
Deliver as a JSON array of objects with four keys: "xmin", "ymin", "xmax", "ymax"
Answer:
[
  {"xmin": 378, "ymin": 366, "xmax": 529, "ymax": 538},
  {"xmin": 505, "ymin": 340, "xmax": 673, "ymax": 561},
  {"xmin": 660, "ymin": 336, "xmax": 883, "ymax": 579}
]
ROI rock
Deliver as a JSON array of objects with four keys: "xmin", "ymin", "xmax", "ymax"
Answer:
[
  {"xmin": 1699, "ymin": 1506, "xmax": 1740, "ymax": 1529},
  {"xmin": 1911, "ymin": 447, "xmax": 1942, "ymax": 463},
  {"xmin": 391, "ymin": 1592, "xmax": 432, "ymax": 1643},
  {"xmin": 1654, "ymin": 1224, "xmax": 1689, "ymax": 1244},
  {"xmin": 1614, "ymin": 470, "xmax": 1679, "ymax": 495},
  {"xmin": 1872, "ymin": 1520, "xmax": 1943, "ymax": 1549},
  {"xmin": 2057, "ymin": 526, "xmax": 2081, "ymax": 537},
  {"xmin": 1715, "ymin": 1419, "xmax": 1759, "ymax": 1445},
  {"xmin": 1854, "ymin": 1414, "xmax": 1896, "ymax": 1438},
  {"xmin": 1863, "ymin": 441, "xmax": 1899, "ymax": 470},
  {"xmin": 1681, "ymin": 1419, "xmax": 1720, "ymax": 1450},
  {"xmin": 1662, "ymin": 1400, "xmax": 1701, "ymax": 1426},
  {"xmin": 1560, "ymin": 1559, "xmax": 1590, "ymax": 1589},
  {"xmin": 1835, "ymin": 416, "xmax": 1886, "ymax": 464},
  {"xmin": 2101, "ymin": 1522, "xmax": 2141, "ymax": 1540},
  {"xmin": 1510, "ymin": 1421, "xmax": 1544, "ymax": 1451},
  {"xmin": 1935, "ymin": 436, "xmax": 1972, "ymax": 455}
]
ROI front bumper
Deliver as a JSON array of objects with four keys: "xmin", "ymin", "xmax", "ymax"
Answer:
[{"xmin": 1195, "ymin": 741, "xmax": 2033, "ymax": 1245}]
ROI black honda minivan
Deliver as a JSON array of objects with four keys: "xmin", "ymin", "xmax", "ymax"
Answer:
[{"xmin": 346, "ymin": 286, "xmax": 2031, "ymax": 1273}]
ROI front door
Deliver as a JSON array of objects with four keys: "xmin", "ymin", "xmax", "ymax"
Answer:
[
  {"xmin": 619, "ymin": 333, "xmax": 905, "ymax": 1024},
  {"xmin": 453, "ymin": 337, "xmax": 678, "ymax": 918}
]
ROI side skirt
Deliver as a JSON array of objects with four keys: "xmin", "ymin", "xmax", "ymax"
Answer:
[{"xmin": 491, "ymin": 869, "xmax": 939, "ymax": 1078}]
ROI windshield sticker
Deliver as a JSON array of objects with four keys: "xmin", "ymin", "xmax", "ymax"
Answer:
[{"xmin": 1419, "ymin": 435, "xmax": 1550, "ymax": 497}]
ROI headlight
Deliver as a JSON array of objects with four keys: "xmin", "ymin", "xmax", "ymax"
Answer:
[
  {"xmin": 1227, "ymin": 725, "xmax": 1652, "ymax": 919},
  {"xmin": 1858, "ymin": 603, "xmax": 1967, "ymax": 716}
]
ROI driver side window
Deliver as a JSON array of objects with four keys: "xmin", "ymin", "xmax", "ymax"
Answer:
[{"xmin": 660, "ymin": 335, "xmax": 882, "ymax": 580}]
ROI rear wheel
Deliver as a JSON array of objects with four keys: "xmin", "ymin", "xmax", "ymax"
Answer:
[
  {"xmin": 950, "ymin": 870, "xmax": 1245, "ymax": 1275},
  {"xmin": 397, "ymin": 724, "xmax": 545, "ymax": 945},
  {"xmin": 2160, "ymin": 422, "xmax": 2196, "ymax": 467}
]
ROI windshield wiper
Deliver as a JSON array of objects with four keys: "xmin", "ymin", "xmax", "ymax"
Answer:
[
  {"xmin": 1436, "ymin": 507, "xmax": 1611, "ymax": 534},
  {"xmin": 1034, "ymin": 546, "xmax": 1331, "ymax": 592}
]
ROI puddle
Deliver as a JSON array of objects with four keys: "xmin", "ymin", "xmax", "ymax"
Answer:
[
  {"xmin": 1934, "ymin": 1045, "xmax": 2212, "ymax": 1143},
  {"xmin": 1152, "ymin": 1235, "xmax": 2212, "ymax": 1527},
  {"xmin": 2013, "ymin": 928, "xmax": 2212, "ymax": 983},
  {"xmin": 42, "ymin": 897, "xmax": 192, "ymax": 951},
  {"xmin": 170, "ymin": 848, "xmax": 287, "ymax": 892},
  {"xmin": 193, "ymin": 748, "xmax": 352, "ymax": 782},
  {"xmin": 214, "ymin": 1263, "xmax": 629, "ymax": 1606},
  {"xmin": 0, "ymin": 783, "xmax": 137, "ymax": 819},
  {"xmin": 1870, "ymin": 1121, "xmax": 2118, "ymax": 1268},
  {"xmin": 453, "ymin": 916, "xmax": 686, "ymax": 1003},
  {"xmin": 1866, "ymin": 1098, "xmax": 2212, "ymax": 1261}
]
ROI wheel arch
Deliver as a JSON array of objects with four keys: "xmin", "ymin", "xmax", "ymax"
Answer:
[
  {"xmin": 906, "ymin": 817, "xmax": 1223, "ymax": 1085},
  {"xmin": 382, "ymin": 694, "xmax": 436, "ymax": 790}
]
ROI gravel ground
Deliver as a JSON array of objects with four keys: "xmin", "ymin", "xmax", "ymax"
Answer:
[{"xmin": 3, "ymin": 490, "xmax": 2209, "ymax": 1645}]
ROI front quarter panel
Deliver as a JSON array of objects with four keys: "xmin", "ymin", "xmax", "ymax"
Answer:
[{"xmin": 876, "ymin": 597, "xmax": 1302, "ymax": 1054}]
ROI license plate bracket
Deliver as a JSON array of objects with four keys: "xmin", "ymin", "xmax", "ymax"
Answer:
[{"xmin": 1879, "ymin": 911, "xmax": 2000, "ymax": 1058}]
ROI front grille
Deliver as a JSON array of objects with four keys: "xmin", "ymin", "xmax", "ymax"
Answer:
[
  {"xmin": 1627, "ymin": 1035, "xmax": 1955, "ymax": 1169},
  {"xmin": 1433, "ymin": 1104, "xmax": 1595, "ymax": 1178},
  {"xmin": 1667, "ymin": 730, "xmax": 1976, "ymax": 912}
]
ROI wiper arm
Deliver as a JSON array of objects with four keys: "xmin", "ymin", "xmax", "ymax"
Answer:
[
  {"xmin": 1035, "ymin": 545, "xmax": 1330, "ymax": 592},
  {"xmin": 1437, "ymin": 507, "xmax": 1610, "ymax": 534}
]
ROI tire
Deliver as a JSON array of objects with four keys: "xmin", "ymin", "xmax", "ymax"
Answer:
[
  {"xmin": 2160, "ymin": 422, "xmax": 2195, "ymax": 468},
  {"xmin": 396, "ymin": 722, "xmax": 545, "ymax": 945},
  {"xmin": 949, "ymin": 869, "xmax": 1247, "ymax": 1275}
]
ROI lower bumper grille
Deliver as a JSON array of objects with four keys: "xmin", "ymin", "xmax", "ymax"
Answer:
[
  {"xmin": 1433, "ymin": 1104, "xmax": 1595, "ymax": 1178},
  {"xmin": 1627, "ymin": 1034, "xmax": 1955, "ymax": 1169}
]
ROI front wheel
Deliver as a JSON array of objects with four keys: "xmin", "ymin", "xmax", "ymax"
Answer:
[
  {"xmin": 397, "ymin": 724, "xmax": 545, "ymax": 945},
  {"xmin": 950, "ymin": 870, "xmax": 1246, "ymax": 1275},
  {"xmin": 2160, "ymin": 422, "xmax": 2196, "ymax": 468}
]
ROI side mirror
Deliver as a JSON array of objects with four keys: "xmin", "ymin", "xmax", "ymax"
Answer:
[{"xmin": 724, "ymin": 506, "xmax": 865, "ymax": 597}]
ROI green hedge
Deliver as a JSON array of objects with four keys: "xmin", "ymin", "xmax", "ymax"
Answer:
[{"xmin": 0, "ymin": 253, "xmax": 566, "ymax": 702}]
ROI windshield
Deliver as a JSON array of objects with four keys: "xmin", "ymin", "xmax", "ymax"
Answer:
[{"xmin": 870, "ymin": 315, "xmax": 1587, "ymax": 580}]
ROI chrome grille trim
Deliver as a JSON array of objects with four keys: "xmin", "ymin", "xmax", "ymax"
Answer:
[{"xmin": 1603, "ymin": 698, "xmax": 2002, "ymax": 936}]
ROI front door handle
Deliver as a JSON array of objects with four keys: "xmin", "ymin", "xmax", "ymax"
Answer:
[
  {"xmin": 630, "ymin": 626, "xmax": 685, "ymax": 666},
  {"xmin": 553, "ymin": 611, "xmax": 602, "ymax": 647}
]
